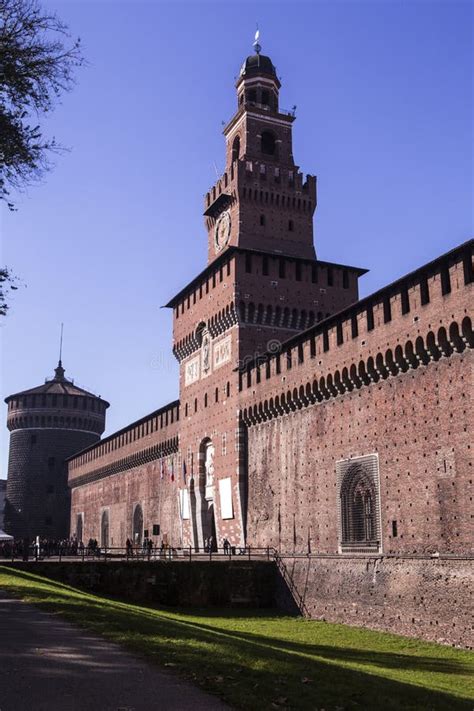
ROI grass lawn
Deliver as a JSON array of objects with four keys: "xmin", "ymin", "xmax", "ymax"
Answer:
[{"xmin": 0, "ymin": 566, "xmax": 472, "ymax": 710}]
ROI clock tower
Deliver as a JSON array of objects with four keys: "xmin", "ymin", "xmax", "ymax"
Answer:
[
  {"xmin": 204, "ymin": 39, "xmax": 317, "ymax": 263},
  {"xmin": 166, "ymin": 37, "xmax": 366, "ymax": 551}
]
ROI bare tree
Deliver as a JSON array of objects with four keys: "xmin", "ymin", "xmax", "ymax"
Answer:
[{"xmin": 0, "ymin": 0, "xmax": 84, "ymax": 209}]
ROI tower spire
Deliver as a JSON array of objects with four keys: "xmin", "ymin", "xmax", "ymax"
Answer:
[
  {"xmin": 54, "ymin": 323, "xmax": 65, "ymax": 380},
  {"xmin": 253, "ymin": 27, "xmax": 261, "ymax": 55}
]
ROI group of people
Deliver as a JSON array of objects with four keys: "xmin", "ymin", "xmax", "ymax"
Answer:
[{"xmin": 0, "ymin": 536, "xmax": 83, "ymax": 560}]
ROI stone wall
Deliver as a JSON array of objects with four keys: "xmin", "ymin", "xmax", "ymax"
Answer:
[
  {"xmin": 276, "ymin": 554, "xmax": 474, "ymax": 648},
  {"xmin": 5, "ymin": 560, "xmax": 276, "ymax": 609}
]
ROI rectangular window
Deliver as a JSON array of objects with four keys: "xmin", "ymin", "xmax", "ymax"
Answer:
[
  {"xmin": 298, "ymin": 343, "xmax": 304, "ymax": 364},
  {"xmin": 420, "ymin": 278, "xmax": 430, "ymax": 305},
  {"xmin": 327, "ymin": 267, "xmax": 334, "ymax": 286},
  {"xmin": 401, "ymin": 288, "xmax": 410, "ymax": 315},
  {"xmin": 392, "ymin": 520, "xmax": 398, "ymax": 538},
  {"xmin": 311, "ymin": 265, "xmax": 318, "ymax": 283},
  {"xmin": 336, "ymin": 322, "xmax": 343, "ymax": 345},
  {"xmin": 323, "ymin": 330, "xmax": 329, "ymax": 352},
  {"xmin": 383, "ymin": 297, "xmax": 392, "ymax": 323},
  {"xmin": 262, "ymin": 256, "xmax": 269, "ymax": 276},
  {"xmin": 440, "ymin": 266, "xmax": 451, "ymax": 295},
  {"xmin": 310, "ymin": 336, "xmax": 316, "ymax": 357},
  {"xmin": 351, "ymin": 314, "xmax": 358, "ymax": 338},
  {"xmin": 366, "ymin": 306, "xmax": 374, "ymax": 331},
  {"xmin": 279, "ymin": 259, "xmax": 286, "ymax": 279}
]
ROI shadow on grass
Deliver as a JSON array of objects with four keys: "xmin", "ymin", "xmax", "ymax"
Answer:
[{"xmin": 1, "ymin": 566, "xmax": 472, "ymax": 711}]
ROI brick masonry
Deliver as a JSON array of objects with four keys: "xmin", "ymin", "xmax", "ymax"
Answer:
[{"xmin": 64, "ymin": 48, "xmax": 473, "ymax": 646}]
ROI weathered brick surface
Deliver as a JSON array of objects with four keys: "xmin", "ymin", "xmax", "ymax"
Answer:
[{"xmin": 277, "ymin": 556, "xmax": 473, "ymax": 648}]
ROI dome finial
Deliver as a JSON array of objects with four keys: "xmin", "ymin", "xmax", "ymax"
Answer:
[
  {"xmin": 253, "ymin": 27, "xmax": 261, "ymax": 55},
  {"xmin": 54, "ymin": 322, "xmax": 65, "ymax": 380}
]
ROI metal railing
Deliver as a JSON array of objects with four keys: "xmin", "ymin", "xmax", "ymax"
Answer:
[{"xmin": 0, "ymin": 544, "xmax": 275, "ymax": 564}]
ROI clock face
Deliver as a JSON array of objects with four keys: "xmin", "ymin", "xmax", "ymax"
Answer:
[{"xmin": 214, "ymin": 210, "xmax": 231, "ymax": 253}]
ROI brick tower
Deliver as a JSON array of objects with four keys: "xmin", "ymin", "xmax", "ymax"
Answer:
[
  {"xmin": 4, "ymin": 360, "xmax": 109, "ymax": 540},
  {"xmin": 166, "ymin": 38, "xmax": 367, "ymax": 550}
]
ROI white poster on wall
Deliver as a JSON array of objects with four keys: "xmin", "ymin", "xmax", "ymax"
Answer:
[
  {"xmin": 219, "ymin": 477, "xmax": 234, "ymax": 520},
  {"xmin": 179, "ymin": 489, "xmax": 190, "ymax": 519}
]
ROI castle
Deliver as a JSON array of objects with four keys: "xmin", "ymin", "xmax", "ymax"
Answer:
[{"xmin": 5, "ymin": 42, "xmax": 473, "ymax": 645}]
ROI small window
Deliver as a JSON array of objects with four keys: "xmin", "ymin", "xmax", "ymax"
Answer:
[
  {"xmin": 401, "ymin": 288, "xmax": 410, "ymax": 315},
  {"xmin": 261, "ymin": 89, "xmax": 270, "ymax": 105},
  {"xmin": 337, "ymin": 322, "xmax": 343, "ymax": 345},
  {"xmin": 323, "ymin": 330, "xmax": 329, "ymax": 352},
  {"xmin": 288, "ymin": 219, "xmax": 294, "ymax": 232},
  {"xmin": 311, "ymin": 265, "xmax": 318, "ymax": 283},
  {"xmin": 262, "ymin": 256, "xmax": 269, "ymax": 276},
  {"xmin": 247, "ymin": 88, "xmax": 257, "ymax": 103},
  {"xmin": 441, "ymin": 266, "xmax": 451, "ymax": 295},
  {"xmin": 327, "ymin": 267, "xmax": 334, "ymax": 287},
  {"xmin": 260, "ymin": 214, "xmax": 265, "ymax": 226},
  {"xmin": 351, "ymin": 315, "xmax": 359, "ymax": 338},
  {"xmin": 366, "ymin": 306, "xmax": 374, "ymax": 331},
  {"xmin": 226, "ymin": 382, "xmax": 230, "ymax": 398},
  {"xmin": 232, "ymin": 135, "xmax": 240, "ymax": 161},
  {"xmin": 279, "ymin": 259, "xmax": 286, "ymax": 279},
  {"xmin": 420, "ymin": 278, "xmax": 430, "ymax": 306},
  {"xmin": 392, "ymin": 520, "xmax": 398, "ymax": 538},
  {"xmin": 383, "ymin": 297, "xmax": 392, "ymax": 323},
  {"xmin": 261, "ymin": 131, "xmax": 276, "ymax": 156}
]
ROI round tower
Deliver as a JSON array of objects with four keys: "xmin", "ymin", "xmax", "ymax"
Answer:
[{"xmin": 4, "ymin": 361, "xmax": 109, "ymax": 540}]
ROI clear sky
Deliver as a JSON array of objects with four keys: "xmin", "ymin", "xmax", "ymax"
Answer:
[{"xmin": 0, "ymin": 0, "xmax": 472, "ymax": 477}]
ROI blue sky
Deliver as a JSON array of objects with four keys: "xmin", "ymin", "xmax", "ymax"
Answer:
[{"xmin": 1, "ymin": 0, "xmax": 472, "ymax": 477}]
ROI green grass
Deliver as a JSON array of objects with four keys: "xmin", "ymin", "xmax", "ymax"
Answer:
[{"xmin": 0, "ymin": 566, "xmax": 472, "ymax": 710}]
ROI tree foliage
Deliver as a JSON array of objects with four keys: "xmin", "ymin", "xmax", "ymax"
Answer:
[
  {"xmin": 0, "ymin": 266, "xmax": 19, "ymax": 315},
  {"xmin": 0, "ymin": 0, "xmax": 84, "ymax": 209}
]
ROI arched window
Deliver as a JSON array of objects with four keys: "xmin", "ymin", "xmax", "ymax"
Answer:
[
  {"xmin": 101, "ymin": 510, "xmax": 109, "ymax": 549},
  {"xmin": 133, "ymin": 504, "xmax": 143, "ymax": 545},
  {"xmin": 261, "ymin": 131, "xmax": 276, "ymax": 156},
  {"xmin": 232, "ymin": 135, "xmax": 240, "ymax": 162},
  {"xmin": 337, "ymin": 456, "xmax": 381, "ymax": 552}
]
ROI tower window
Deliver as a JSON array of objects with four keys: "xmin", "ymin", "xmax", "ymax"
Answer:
[
  {"xmin": 261, "ymin": 131, "xmax": 276, "ymax": 156},
  {"xmin": 262, "ymin": 256, "xmax": 269, "ymax": 276},
  {"xmin": 327, "ymin": 267, "xmax": 334, "ymax": 286},
  {"xmin": 232, "ymin": 135, "xmax": 240, "ymax": 162},
  {"xmin": 279, "ymin": 259, "xmax": 286, "ymax": 279},
  {"xmin": 392, "ymin": 520, "xmax": 398, "ymax": 538},
  {"xmin": 288, "ymin": 219, "xmax": 294, "ymax": 232},
  {"xmin": 246, "ymin": 88, "xmax": 257, "ymax": 103},
  {"xmin": 261, "ymin": 89, "xmax": 270, "ymax": 105},
  {"xmin": 260, "ymin": 214, "xmax": 265, "ymax": 226}
]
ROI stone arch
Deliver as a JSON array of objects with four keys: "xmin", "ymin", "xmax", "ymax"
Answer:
[
  {"xmin": 101, "ymin": 510, "xmax": 109, "ymax": 549},
  {"xmin": 461, "ymin": 316, "xmax": 474, "ymax": 347},
  {"xmin": 340, "ymin": 463, "xmax": 379, "ymax": 547},
  {"xmin": 132, "ymin": 503, "xmax": 143, "ymax": 545}
]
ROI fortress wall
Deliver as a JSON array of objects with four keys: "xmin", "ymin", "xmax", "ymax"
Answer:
[
  {"xmin": 246, "ymin": 349, "xmax": 473, "ymax": 555},
  {"xmin": 276, "ymin": 555, "xmax": 473, "ymax": 648}
]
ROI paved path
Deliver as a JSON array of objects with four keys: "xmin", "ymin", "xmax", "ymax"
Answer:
[{"xmin": 0, "ymin": 592, "xmax": 230, "ymax": 711}]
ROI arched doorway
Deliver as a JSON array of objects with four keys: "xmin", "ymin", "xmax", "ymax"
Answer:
[
  {"xmin": 101, "ymin": 510, "xmax": 109, "ymax": 549},
  {"xmin": 76, "ymin": 513, "xmax": 83, "ymax": 543},
  {"xmin": 133, "ymin": 503, "xmax": 143, "ymax": 545}
]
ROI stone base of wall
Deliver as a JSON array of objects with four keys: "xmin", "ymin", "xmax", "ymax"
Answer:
[
  {"xmin": 276, "ymin": 555, "xmax": 474, "ymax": 648},
  {"xmin": 4, "ymin": 560, "xmax": 276, "ymax": 609}
]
